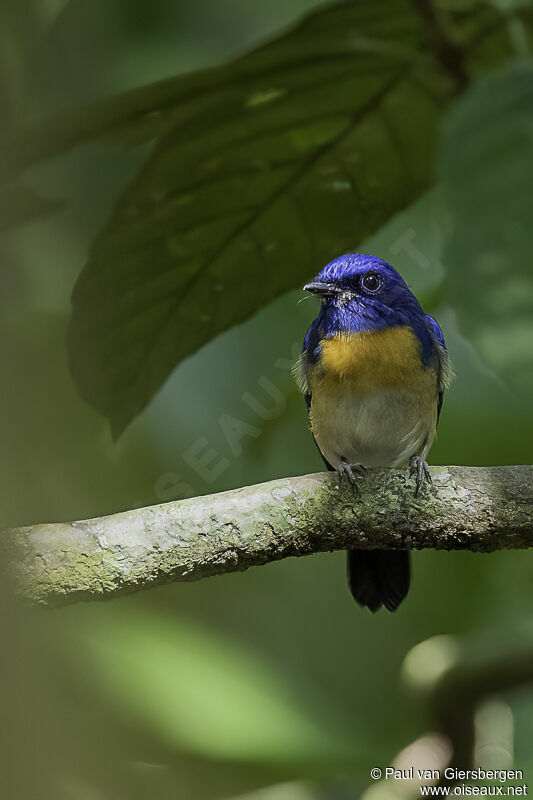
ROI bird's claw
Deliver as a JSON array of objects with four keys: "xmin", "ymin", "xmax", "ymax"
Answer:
[
  {"xmin": 410, "ymin": 456, "xmax": 432, "ymax": 496},
  {"xmin": 337, "ymin": 458, "xmax": 366, "ymax": 494}
]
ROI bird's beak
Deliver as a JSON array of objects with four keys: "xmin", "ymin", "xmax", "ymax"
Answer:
[{"xmin": 303, "ymin": 281, "xmax": 339, "ymax": 297}]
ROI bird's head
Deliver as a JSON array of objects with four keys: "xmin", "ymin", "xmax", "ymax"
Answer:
[{"xmin": 303, "ymin": 253, "xmax": 421, "ymax": 327}]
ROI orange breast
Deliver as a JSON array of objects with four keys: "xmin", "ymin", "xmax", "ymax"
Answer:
[{"xmin": 310, "ymin": 326, "xmax": 437, "ymax": 397}]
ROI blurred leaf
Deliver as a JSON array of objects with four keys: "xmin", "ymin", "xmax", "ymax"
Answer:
[
  {"xmin": 440, "ymin": 62, "xmax": 533, "ymax": 399},
  {"xmin": 80, "ymin": 609, "xmax": 361, "ymax": 768},
  {"xmin": 0, "ymin": 0, "xmax": 526, "ymax": 174},
  {"xmin": 0, "ymin": 2, "xmax": 443, "ymax": 174},
  {"xmin": 0, "ymin": 183, "xmax": 63, "ymax": 231},
  {"xmin": 64, "ymin": 0, "xmax": 531, "ymax": 436}
]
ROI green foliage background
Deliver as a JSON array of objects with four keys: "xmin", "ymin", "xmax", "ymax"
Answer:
[{"xmin": 0, "ymin": 1, "xmax": 532, "ymax": 798}]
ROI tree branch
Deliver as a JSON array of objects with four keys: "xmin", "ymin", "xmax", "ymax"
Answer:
[{"xmin": 3, "ymin": 466, "xmax": 532, "ymax": 607}]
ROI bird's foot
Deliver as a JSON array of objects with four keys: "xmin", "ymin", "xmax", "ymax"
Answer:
[
  {"xmin": 337, "ymin": 458, "xmax": 366, "ymax": 494},
  {"xmin": 410, "ymin": 456, "xmax": 432, "ymax": 496}
]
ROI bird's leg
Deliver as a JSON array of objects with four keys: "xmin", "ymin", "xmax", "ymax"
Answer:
[
  {"xmin": 337, "ymin": 457, "xmax": 366, "ymax": 494},
  {"xmin": 410, "ymin": 455, "xmax": 432, "ymax": 496}
]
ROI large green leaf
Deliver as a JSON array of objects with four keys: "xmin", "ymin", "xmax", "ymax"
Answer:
[
  {"xmin": 439, "ymin": 62, "xmax": 533, "ymax": 400},
  {"xmin": 65, "ymin": 0, "xmax": 529, "ymax": 435}
]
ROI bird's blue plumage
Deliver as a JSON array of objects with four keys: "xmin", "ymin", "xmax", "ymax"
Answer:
[
  {"xmin": 302, "ymin": 254, "xmax": 443, "ymax": 368},
  {"xmin": 296, "ymin": 253, "xmax": 450, "ymax": 613}
]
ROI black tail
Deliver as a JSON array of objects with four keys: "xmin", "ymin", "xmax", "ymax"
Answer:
[{"xmin": 347, "ymin": 549, "xmax": 410, "ymax": 612}]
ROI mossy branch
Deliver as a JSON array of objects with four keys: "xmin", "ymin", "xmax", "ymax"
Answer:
[{"xmin": 3, "ymin": 466, "xmax": 532, "ymax": 607}]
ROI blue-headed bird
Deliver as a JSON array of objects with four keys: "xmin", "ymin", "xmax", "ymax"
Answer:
[{"xmin": 295, "ymin": 254, "xmax": 451, "ymax": 612}]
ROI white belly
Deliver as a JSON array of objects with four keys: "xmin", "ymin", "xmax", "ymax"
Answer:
[{"xmin": 310, "ymin": 388, "xmax": 437, "ymax": 469}]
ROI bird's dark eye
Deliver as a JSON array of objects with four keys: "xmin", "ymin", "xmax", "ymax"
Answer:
[{"xmin": 361, "ymin": 271, "xmax": 383, "ymax": 293}]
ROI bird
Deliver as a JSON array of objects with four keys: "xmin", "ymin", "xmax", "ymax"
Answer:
[{"xmin": 294, "ymin": 253, "xmax": 451, "ymax": 612}]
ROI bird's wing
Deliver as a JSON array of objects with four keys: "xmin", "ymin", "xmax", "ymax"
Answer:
[
  {"xmin": 295, "ymin": 320, "xmax": 335, "ymax": 470},
  {"xmin": 293, "ymin": 317, "xmax": 321, "ymax": 400},
  {"xmin": 425, "ymin": 314, "xmax": 452, "ymax": 424}
]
